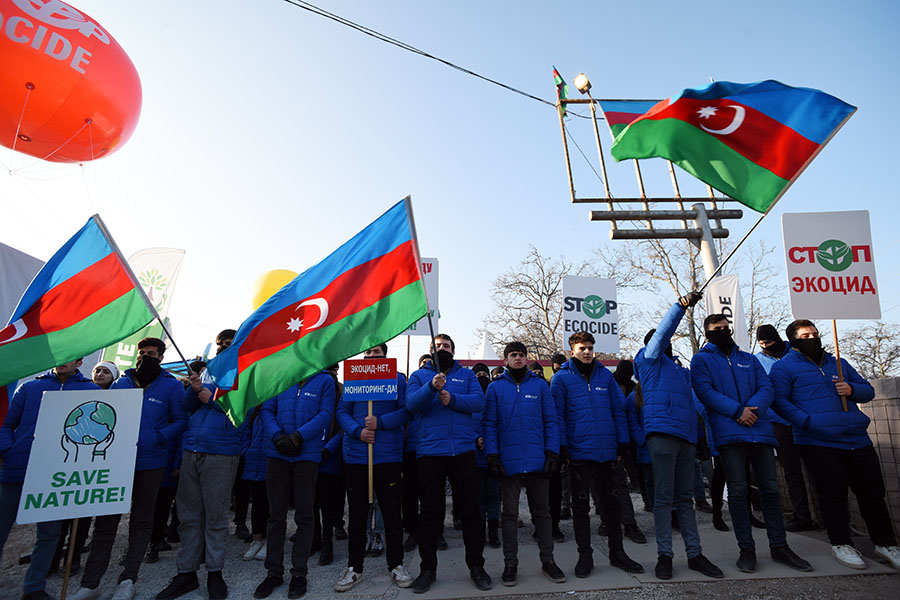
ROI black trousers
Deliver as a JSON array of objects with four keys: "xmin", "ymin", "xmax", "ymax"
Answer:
[
  {"xmin": 345, "ymin": 463, "xmax": 404, "ymax": 572},
  {"xmin": 501, "ymin": 473, "xmax": 553, "ymax": 566},
  {"xmin": 571, "ymin": 459, "xmax": 622, "ymax": 555},
  {"xmin": 313, "ymin": 472, "xmax": 342, "ymax": 543},
  {"xmin": 417, "ymin": 452, "xmax": 484, "ymax": 572},
  {"xmin": 151, "ymin": 486, "xmax": 177, "ymax": 544},
  {"xmin": 799, "ymin": 444, "xmax": 896, "ymax": 547},
  {"xmin": 773, "ymin": 422, "xmax": 812, "ymax": 523},
  {"xmin": 402, "ymin": 451, "xmax": 419, "ymax": 534},
  {"xmin": 234, "ymin": 456, "xmax": 251, "ymax": 528},
  {"xmin": 265, "ymin": 458, "xmax": 318, "ymax": 578}
]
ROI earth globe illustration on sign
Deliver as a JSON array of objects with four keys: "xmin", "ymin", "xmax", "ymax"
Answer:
[{"xmin": 61, "ymin": 401, "xmax": 117, "ymax": 462}]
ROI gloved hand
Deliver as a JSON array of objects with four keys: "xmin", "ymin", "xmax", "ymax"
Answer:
[
  {"xmin": 559, "ymin": 446, "xmax": 571, "ymax": 464},
  {"xmin": 617, "ymin": 444, "xmax": 629, "ymax": 461},
  {"xmin": 274, "ymin": 434, "xmax": 296, "ymax": 455},
  {"xmin": 678, "ymin": 291, "xmax": 703, "ymax": 308},
  {"xmin": 486, "ymin": 454, "xmax": 506, "ymax": 480},
  {"xmin": 542, "ymin": 451, "xmax": 559, "ymax": 476},
  {"xmin": 290, "ymin": 431, "xmax": 303, "ymax": 448}
]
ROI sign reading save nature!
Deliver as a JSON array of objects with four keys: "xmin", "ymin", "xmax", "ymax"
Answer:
[
  {"xmin": 17, "ymin": 389, "xmax": 142, "ymax": 524},
  {"xmin": 782, "ymin": 210, "xmax": 880, "ymax": 320},
  {"xmin": 562, "ymin": 276, "xmax": 619, "ymax": 354},
  {"xmin": 343, "ymin": 358, "xmax": 398, "ymax": 402}
]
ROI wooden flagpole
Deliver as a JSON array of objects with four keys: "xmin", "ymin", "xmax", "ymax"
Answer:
[
  {"xmin": 832, "ymin": 320, "xmax": 848, "ymax": 412},
  {"xmin": 368, "ymin": 400, "xmax": 374, "ymax": 503},
  {"xmin": 60, "ymin": 518, "xmax": 79, "ymax": 600}
]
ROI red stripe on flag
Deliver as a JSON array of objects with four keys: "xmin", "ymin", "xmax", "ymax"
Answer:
[
  {"xmin": 237, "ymin": 241, "xmax": 420, "ymax": 371},
  {"xmin": 636, "ymin": 97, "xmax": 819, "ymax": 179},
  {"xmin": 604, "ymin": 111, "xmax": 646, "ymax": 126},
  {"xmin": 0, "ymin": 253, "xmax": 134, "ymax": 344}
]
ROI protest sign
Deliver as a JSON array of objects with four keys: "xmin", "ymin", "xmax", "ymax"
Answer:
[
  {"xmin": 705, "ymin": 274, "xmax": 750, "ymax": 350},
  {"xmin": 343, "ymin": 358, "xmax": 398, "ymax": 401},
  {"xmin": 562, "ymin": 276, "xmax": 619, "ymax": 354}
]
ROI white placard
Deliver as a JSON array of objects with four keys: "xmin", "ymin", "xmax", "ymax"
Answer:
[
  {"xmin": 782, "ymin": 211, "xmax": 880, "ymax": 320},
  {"xmin": 562, "ymin": 276, "xmax": 620, "ymax": 354},
  {"xmin": 705, "ymin": 274, "xmax": 750, "ymax": 351},
  {"xmin": 17, "ymin": 389, "xmax": 143, "ymax": 524},
  {"xmin": 404, "ymin": 257, "xmax": 438, "ymax": 336}
]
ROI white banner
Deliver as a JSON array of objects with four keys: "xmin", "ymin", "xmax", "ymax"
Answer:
[
  {"xmin": 782, "ymin": 211, "xmax": 880, "ymax": 319},
  {"xmin": 404, "ymin": 257, "xmax": 438, "ymax": 336},
  {"xmin": 562, "ymin": 276, "xmax": 620, "ymax": 354},
  {"xmin": 17, "ymin": 389, "xmax": 143, "ymax": 524},
  {"xmin": 704, "ymin": 274, "xmax": 750, "ymax": 351}
]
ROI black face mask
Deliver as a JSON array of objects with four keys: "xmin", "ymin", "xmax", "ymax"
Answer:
[
  {"xmin": 506, "ymin": 365, "xmax": 528, "ymax": 383},
  {"xmin": 134, "ymin": 354, "xmax": 162, "ymax": 387},
  {"xmin": 792, "ymin": 337, "xmax": 824, "ymax": 363},
  {"xmin": 706, "ymin": 329, "xmax": 735, "ymax": 352},
  {"xmin": 762, "ymin": 339, "xmax": 786, "ymax": 358},
  {"xmin": 475, "ymin": 374, "xmax": 490, "ymax": 392},
  {"xmin": 572, "ymin": 356, "xmax": 594, "ymax": 378},
  {"xmin": 435, "ymin": 350, "xmax": 454, "ymax": 373}
]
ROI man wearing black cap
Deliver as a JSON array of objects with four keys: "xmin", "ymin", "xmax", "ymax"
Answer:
[{"xmin": 754, "ymin": 324, "xmax": 814, "ymax": 532}]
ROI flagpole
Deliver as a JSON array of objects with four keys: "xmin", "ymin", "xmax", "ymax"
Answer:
[
  {"xmin": 402, "ymin": 197, "xmax": 440, "ymax": 366},
  {"xmin": 697, "ymin": 208, "xmax": 769, "ymax": 294},
  {"xmin": 832, "ymin": 320, "xmax": 848, "ymax": 412},
  {"xmin": 91, "ymin": 215, "xmax": 193, "ymax": 373}
]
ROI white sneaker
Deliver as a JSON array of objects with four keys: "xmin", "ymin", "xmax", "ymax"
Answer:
[
  {"xmin": 111, "ymin": 579, "xmax": 136, "ymax": 600},
  {"xmin": 832, "ymin": 544, "xmax": 866, "ymax": 569},
  {"xmin": 874, "ymin": 545, "xmax": 900, "ymax": 569},
  {"xmin": 68, "ymin": 586, "xmax": 101, "ymax": 600},
  {"xmin": 334, "ymin": 567, "xmax": 362, "ymax": 592},
  {"xmin": 254, "ymin": 543, "xmax": 267, "ymax": 560},
  {"xmin": 244, "ymin": 539, "xmax": 264, "ymax": 560},
  {"xmin": 391, "ymin": 565, "xmax": 413, "ymax": 588}
]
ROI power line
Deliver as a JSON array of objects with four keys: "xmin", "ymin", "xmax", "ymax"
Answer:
[{"xmin": 280, "ymin": 0, "xmax": 590, "ymax": 118}]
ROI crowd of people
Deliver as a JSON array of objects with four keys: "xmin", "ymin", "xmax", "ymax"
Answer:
[{"xmin": 1, "ymin": 291, "xmax": 899, "ymax": 600}]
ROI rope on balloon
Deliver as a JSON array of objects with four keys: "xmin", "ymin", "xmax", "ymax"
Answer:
[{"xmin": 8, "ymin": 82, "xmax": 34, "ymax": 175}]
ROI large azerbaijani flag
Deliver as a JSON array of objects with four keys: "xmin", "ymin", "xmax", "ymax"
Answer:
[
  {"xmin": 611, "ymin": 80, "xmax": 856, "ymax": 213},
  {"xmin": 597, "ymin": 100, "xmax": 661, "ymax": 140},
  {"xmin": 207, "ymin": 198, "xmax": 428, "ymax": 425},
  {"xmin": 0, "ymin": 216, "xmax": 155, "ymax": 387}
]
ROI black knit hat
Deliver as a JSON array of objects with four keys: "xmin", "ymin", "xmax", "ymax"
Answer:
[
  {"xmin": 528, "ymin": 361, "xmax": 543, "ymax": 372},
  {"xmin": 756, "ymin": 324, "xmax": 780, "ymax": 342},
  {"xmin": 472, "ymin": 362, "xmax": 490, "ymax": 376}
]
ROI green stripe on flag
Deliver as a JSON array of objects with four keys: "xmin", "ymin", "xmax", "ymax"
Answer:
[
  {"xmin": 218, "ymin": 281, "xmax": 427, "ymax": 425},
  {"xmin": 612, "ymin": 118, "xmax": 788, "ymax": 213},
  {"xmin": 0, "ymin": 289, "xmax": 153, "ymax": 385}
]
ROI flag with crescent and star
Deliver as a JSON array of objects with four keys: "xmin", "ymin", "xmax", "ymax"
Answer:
[
  {"xmin": 610, "ymin": 80, "xmax": 856, "ymax": 213},
  {"xmin": 207, "ymin": 198, "xmax": 429, "ymax": 426},
  {"xmin": 0, "ymin": 216, "xmax": 155, "ymax": 387}
]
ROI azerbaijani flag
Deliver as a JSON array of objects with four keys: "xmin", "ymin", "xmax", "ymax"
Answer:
[
  {"xmin": 0, "ymin": 216, "xmax": 155, "ymax": 386},
  {"xmin": 207, "ymin": 198, "xmax": 428, "ymax": 425},
  {"xmin": 597, "ymin": 100, "xmax": 661, "ymax": 140},
  {"xmin": 553, "ymin": 66, "xmax": 568, "ymax": 116},
  {"xmin": 611, "ymin": 80, "xmax": 856, "ymax": 213}
]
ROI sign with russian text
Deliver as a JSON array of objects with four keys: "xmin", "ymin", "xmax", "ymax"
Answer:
[
  {"xmin": 17, "ymin": 389, "xmax": 142, "ymax": 524},
  {"xmin": 343, "ymin": 358, "xmax": 398, "ymax": 401},
  {"xmin": 562, "ymin": 276, "xmax": 619, "ymax": 354},
  {"xmin": 403, "ymin": 258, "xmax": 438, "ymax": 336},
  {"xmin": 782, "ymin": 210, "xmax": 880, "ymax": 319}
]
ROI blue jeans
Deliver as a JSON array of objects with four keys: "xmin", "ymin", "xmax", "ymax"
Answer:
[
  {"xmin": 0, "ymin": 482, "xmax": 62, "ymax": 593},
  {"xmin": 646, "ymin": 434, "xmax": 702, "ymax": 558},
  {"xmin": 718, "ymin": 443, "xmax": 786, "ymax": 550}
]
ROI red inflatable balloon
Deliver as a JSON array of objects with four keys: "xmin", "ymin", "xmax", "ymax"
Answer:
[{"xmin": 0, "ymin": 0, "xmax": 141, "ymax": 162}]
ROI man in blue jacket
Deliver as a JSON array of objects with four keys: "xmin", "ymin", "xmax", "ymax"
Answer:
[
  {"xmin": 552, "ymin": 331, "xmax": 642, "ymax": 578},
  {"xmin": 253, "ymin": 367, "xmax": 336, "ymax": 599},
  {"xmin": 156, "ymin": 330, "xmax": 241, "ymax": 600},
  {"xmin": 70, "ymin": 338, "xmax": 187, "ymax": 600},
  {"xmin": 333, "ymin": 343, "xmax": 412, "ymax": 592},
  {"xmin": 484, "ymin": 341, "xmax": 564, "ymax": 587},
  {"xmin": 0, "ymin": 359, "xmax": 98, "ymax": 600},
  {"xmin": 691, "ymin": 315, "xmax": 811, "ymax": 574},
  {"xmin": 754, "ymin": 324, "xmax": 814, "ymax": 532},
  {"xmin": 405, "ymin": 333, "xmax": 491, "ymax": 593},
  {"xmin": 771, "ymin": 319, "xmax": 900, "ymax": 571},
  {"xmin": 634, "ymin": 292, "xmax": 722, "ymax": 581}
]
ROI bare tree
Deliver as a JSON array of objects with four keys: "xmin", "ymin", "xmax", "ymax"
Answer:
[{"xmin": 838, "ymin": 322, "xmax": 900, "ymax": 380}]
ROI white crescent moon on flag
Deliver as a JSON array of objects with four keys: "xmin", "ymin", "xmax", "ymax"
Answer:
[
  {"xmin": 295, "ymin": 298, "xmax": 329, "ymax": 330},
  {"xmin": 0, "ymin": 319, "xmax": 28, "ymax": 345},
  {"xmin": 700, "ymin": 105, "xmax": 746, "ymax": 135}
]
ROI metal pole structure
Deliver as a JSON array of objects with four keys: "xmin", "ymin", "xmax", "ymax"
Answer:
[
  {"xmin": 556, "ymin": 101, "xmax": 577, "ymax": 203},
  {"xmin": 691, "ymin": 203, "xmax": 721, "ymax": 281},
  {"xmin": 584, "ymin": 91, "xmax": 616, "ymax": 229}
]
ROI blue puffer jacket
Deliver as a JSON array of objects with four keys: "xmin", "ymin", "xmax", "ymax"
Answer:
[
  {"xmin": 623, "ymin": 390, "xmax": 650, "ymax": 464},
  {"xmin": 551, "ymin": 359, "xmax": 628, "ymax": 462},
  {"xmin": 770, "ymin": 349, "xmax": 874, "ymax": 450},
  {"xmin": 260, "ymin": 371, "xmax": 335, "ymax": 463},
  {"xmin": 483, "ymin": 370, "xmax": 559, "ymax": 475},
  {"xmin": 0, "ymin": 370, "xmax": 99, "ymax": 483},
  {"xmin": 320, "ymin": 432, "xmax": 343, "ymax": 476},
  {"xmin": 634, "ymin": 302, "xmax": 697, "ymax": 444},
  {"xmin": 755, "ymin": 342, "xmax": 792, "ymax": 426},
  {"xmin": 338, "ymin": 374, "xmax": 410, "ymax": 465},
  {"xmin": 182, "ymin": 382, "xmax": 240, "ymax": 456},
  {"xmin": 691, "ymin": 342, "xmax": 776, "ymax": 447},
  {"xmin": 112, "ymin": 370, "xmax": 189, "ymax": 470},
  {"xmin": 406, "ymin": 361, "xmax": 484, "ymax": 458},
  {"xmin": 239, "ymin": 406, "xmax": 269, "ymax": 481}
]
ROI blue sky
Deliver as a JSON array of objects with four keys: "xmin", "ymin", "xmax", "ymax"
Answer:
[{"xmin": 1, "ymin": 0, "xmax": 897, "ymax": 365}]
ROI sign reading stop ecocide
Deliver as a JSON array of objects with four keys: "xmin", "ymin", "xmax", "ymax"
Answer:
[{"xmin": 782, "ymin": 210, "xmax": 881, "ymax": 320}]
